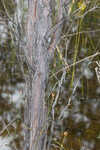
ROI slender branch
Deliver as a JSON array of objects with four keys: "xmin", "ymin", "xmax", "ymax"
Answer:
[
  {"xmin": 0, "ymin": 116, "xmax": 20, "ymax": 136},
  {"xmin": 61, "ymin": 29, "xmax": 100, "ymax": 38},
  {"xmin": 51, "ymin": 51, "xmax": 100, "ymax": 78}
]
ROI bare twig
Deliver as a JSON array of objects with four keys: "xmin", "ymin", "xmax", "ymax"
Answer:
[
  {"xmin": 95, "ymin": 61, "xmax": 100, "ymax": 84},
  {"xmin": 59, "ymin": 76, "xmax": 81, "ymax": 119},
  {"xmin": 51, "ymin": 51, "xmax": 100, "ymax": 78},
  {"xmin": 0, "ymin": 115, "xmax": 20, "ymax": 136},
  {"xmin": 52, "ymin": 71, "xmax": 66, "ymax": 120},
  {"xmin": 78, "ymin": 6, "xmax": 100, "ymax": 19},
  {"xmin": 61, "ymin": 29, "xmax": 100, "ymax": 39}
]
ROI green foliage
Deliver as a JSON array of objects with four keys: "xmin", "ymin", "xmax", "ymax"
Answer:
[
  {"xmin": 48, "ymin": 0, "xmax": 100, "ymax": 149},
  {"xmin": 0, "ymin": 0, "xmax": 16, "ymax": 16}
]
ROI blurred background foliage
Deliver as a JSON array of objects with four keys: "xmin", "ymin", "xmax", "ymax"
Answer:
[
  {"xmin": 0, "ymin": 0, "xmax": 100, "ymax": 150},
  {"xmin": 0, "ymin": 0, "xmax": 16, "ymax": 17}
]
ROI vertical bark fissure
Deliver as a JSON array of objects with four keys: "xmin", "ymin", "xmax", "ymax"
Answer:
[
  {"xmin": 25, "ymin": 0, "xmax": 52, "ymax": 150},
  {"xmin": 25, "ymin": 0, "xmax": 65, "ymax": 150}
]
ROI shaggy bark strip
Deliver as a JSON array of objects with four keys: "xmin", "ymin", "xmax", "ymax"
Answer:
[
  {"xmin": 24, "ymin": 0, "xmax": 64, "ymax": 150},
  {"xmin": 25, "ymin": 1, "xmax": 52, "ymax": 150}
]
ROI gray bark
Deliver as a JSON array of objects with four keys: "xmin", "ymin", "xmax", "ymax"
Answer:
[{"xmin": 24, "ymin": 0, "xmax": 64, "ymax": 150}]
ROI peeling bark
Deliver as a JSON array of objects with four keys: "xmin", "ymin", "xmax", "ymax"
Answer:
[{"xmin": 24, "ymin": 0, "xmax": 64, "ymax": 150}]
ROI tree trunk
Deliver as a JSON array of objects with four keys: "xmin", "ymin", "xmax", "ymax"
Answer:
[{"xmin": 24, "ymin": 0, "xmax": 64, "ymax": 150}]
